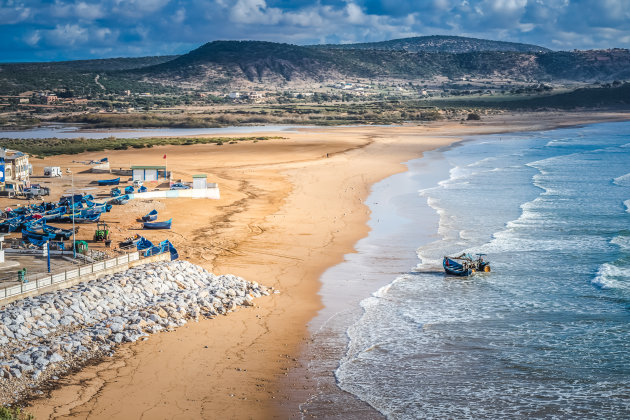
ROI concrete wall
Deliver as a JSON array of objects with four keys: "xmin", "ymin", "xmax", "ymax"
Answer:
[
  {"xmin": 130, "ymin": 187, "xmax": 220, "ymax": 200},
  {"xmin": 0, "ymin": 251, "xmax": 170, "ymax": 307}
]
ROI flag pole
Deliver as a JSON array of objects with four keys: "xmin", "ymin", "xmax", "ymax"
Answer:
[{"xmin": 164, "ymin": 153, "xmax": 168, "ymax": 185}]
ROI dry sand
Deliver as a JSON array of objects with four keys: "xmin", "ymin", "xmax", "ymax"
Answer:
[{"xmin": 20, "ymin": 111, "xmax": 630, "ymax": 419}]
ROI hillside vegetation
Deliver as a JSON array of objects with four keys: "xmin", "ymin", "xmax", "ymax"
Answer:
[
  {"xmin": 316, "ymin": 35, "xmax": 550, "ymax": 53},
  {"xmin": 1, "ymin": 37, "xmax": 629, "ymax": 95},
  {"xmin": 127, "ymin": 41, "xmax": 630, "ymax": 88}
]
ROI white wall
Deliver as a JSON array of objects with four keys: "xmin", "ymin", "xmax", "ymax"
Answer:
[{"xmin": 130, "ymin": 187, "xmax": 220, "ymax": 200}]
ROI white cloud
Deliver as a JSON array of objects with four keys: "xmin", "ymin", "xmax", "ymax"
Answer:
[
  {"xmin": 113, "ymin": 0, "xmax": 171, "ymax": 15},
  {"xmin": 0, "ymin": 2, "xmax": 31, "ymax": 23},
  {"xmin": 47, "ymin": 24, "xmax": 89, "ymax": 46},
  {"xmin": 5, "ymin": 0, "xmax": 630, "ymax": 61},
  {"xmin": 345, "ymin": 3, "xmax": 366, "ymax": 24},
  {"xmin": 230, "ymin": 0, "xmax": 282, "ymax": 24},
  {"xmin": 173, "ymin": 8, "xmax": 186, "ymax": 24},
  {"xmin": 23, "ymin": 30, "xmax": 41, "ymax": 46},
  {"xmin": 75, "ymin": 2, "xmax": 105, "ymax": 20}
]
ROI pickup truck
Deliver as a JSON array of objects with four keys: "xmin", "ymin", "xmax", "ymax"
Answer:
[{"xmin": 24, "ymin": 185, "xmax": 50, "ymax": 198}]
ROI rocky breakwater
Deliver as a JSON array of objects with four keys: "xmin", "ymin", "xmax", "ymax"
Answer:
[{"xmin": 0, "ymin": 260, "xmax": 270, "ymax": 404}]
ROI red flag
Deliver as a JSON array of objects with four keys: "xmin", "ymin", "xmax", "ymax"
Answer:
[{"xmin": 163, "ymin": 154, "xmax": 167, "ymax": 159}]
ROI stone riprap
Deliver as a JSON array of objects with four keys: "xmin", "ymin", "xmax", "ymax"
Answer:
[{"xmin": 0, "ymin": 260, "xmax": 269, "ymax": 404}]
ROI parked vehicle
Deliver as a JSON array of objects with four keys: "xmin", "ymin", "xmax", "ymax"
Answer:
[
  {"xmin": 43, "ymin": 167, "xmax": 62, "ymax": 177},
  {"xmin": 24, "ymin": 184, "xmax": 50, "ymax": 198},
  {"xmin": 170, "ymin": 183, "xmax": 190, "ymax": 190}
]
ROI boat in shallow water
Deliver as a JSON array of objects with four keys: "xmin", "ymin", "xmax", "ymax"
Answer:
[{"xmin": 443, "ymin": 254, "xmax": 490, "ymax": 276}]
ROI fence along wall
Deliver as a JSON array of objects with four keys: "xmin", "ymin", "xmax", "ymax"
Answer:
[{"xmin": 0, "ymin": 251, "xmax": 170, "ymax": 306}]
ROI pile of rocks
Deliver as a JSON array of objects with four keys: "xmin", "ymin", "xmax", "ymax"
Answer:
[{"xmin": 0, "ymin": 260, "xmax": 269, "ymax": 404}]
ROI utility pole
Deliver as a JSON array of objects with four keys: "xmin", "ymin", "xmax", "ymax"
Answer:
[{"xmin": 71, "ymin": 171, "xmax": 76, "ymax": 259}]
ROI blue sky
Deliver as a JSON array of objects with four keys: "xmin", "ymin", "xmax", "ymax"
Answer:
[{"xmin": 1, "ymin": 0, "xmax": 629, "ymax": 62}]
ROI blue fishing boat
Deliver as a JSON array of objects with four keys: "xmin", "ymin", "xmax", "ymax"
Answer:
[
  {"xmin": 44, "ymin": 206, "xmax": 66, "ymax": 216},
  {"xmin": 142, "ymin": 209, "xmax": 158, "ymax": 222},
  {"xmin": 42, "ymin": 224, "xmax": 75, "ymax": 240},
  {"xmin": 141, "ymin": 240, "xmax": 178, "ymax": 260},
  {"xmin": 124, "ymin": 186, "xmax": 134, "ymax": 194},
  {"xmin": 22, "ymin": 235, "xmax": 49, "ymax": 247},
  {"xmin": 0, "ymin": 216, "xmax": 24, "ymax": 233},
  {"xmin": 75, "ymin": 213, "xmax": 101, "ymax": 223},
  {"xmin": 88, "ymin": 202, "xmax": 112, "ymax": 213},
  {"xmin": 111, "ymin": 187, "xmax": 121, "ymax": 197},
  {"xmin": 110, "ymin": 194, "xmax": 130, "ymax": 205},
  {"xmin": 56, "ymin": 212, "xmax": 100, "ymax": 223},
  {"xmin": 443, "ymin": 254, "xmax": 490, "ymax": 276},
  {"xmin": 166, "ymin": 240, "xmax": 179, "ymax": 260},
  {"xmin": 143, "ymin": 218, "xmax": 172, "ymax": 230},
  {"xmin": 22, "ymin": 228, "xmax": 56, "ymax": 243},
  {"xmin": 58, "ymin": 194, "xmax": 84, "ymax": 207},
  {"xmin": 136, "ymin": 236, "xmax": 153, "ymax": 250},
  {"xmin": 139, "ymin": 186, "xmax": 147, "ymax": 193},
  {"xmin": 97, "ymin": 177, "xmax": 120, "ymax": 186},
  {"xmin": 119, "ymin": 234, "xmax": 142, "ymax": 249}
]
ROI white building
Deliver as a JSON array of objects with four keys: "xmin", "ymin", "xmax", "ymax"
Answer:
[
  {"xmin": 1, "ymin": 149, "xmax": 30, "ymax": 193},
  {"xmin": 132, "ymin": 166, "xmax": 170, "ymax": 182},
  {"xmin": 192, "ymin": 174, "xmax": 207, "ymax": 189}
]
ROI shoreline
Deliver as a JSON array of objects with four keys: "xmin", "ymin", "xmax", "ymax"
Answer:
[{"xmin": 22, "ymin": 111, "xmax": 630, "ymax": 419}]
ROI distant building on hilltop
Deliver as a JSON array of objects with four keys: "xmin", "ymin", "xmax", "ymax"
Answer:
[
  {"xmin": 42, "ymin": 94, "xmax": 58, "ymax": 105},
  {"xmin": 247, "ymin": 92, "xmax": 264, "ymax": 102}
]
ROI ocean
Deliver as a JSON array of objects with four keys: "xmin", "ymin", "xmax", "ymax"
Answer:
[{"xmin": 306, "ymin": 121, "xmax": 630, "ymax": 419}]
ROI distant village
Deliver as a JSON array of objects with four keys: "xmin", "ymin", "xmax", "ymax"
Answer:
[{"xmin": 0, "ymin": 76, "xmax": 559, "ymax": 115}]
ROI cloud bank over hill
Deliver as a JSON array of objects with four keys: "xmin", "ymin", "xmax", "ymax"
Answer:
[{"xmin": 1, "ymin": 0, "xmax": 629, "ymax": 62}]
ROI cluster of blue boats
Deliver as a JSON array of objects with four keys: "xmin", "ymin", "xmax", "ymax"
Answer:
[
  {"xmin": 98, "ymin": 177, "xmax": 172, "ymax": 229},
  {"xmin": 0, "ymin": 194, "xmax": 114, "ymax": 247},
  {"xmin": 120, "ymin": 234, "xmax": 178, "ymax": 260},
  {"xmin": 140, "ymin": 209, "xmax": 172, "ymax": 229},
  {"xmin": 0, "ymin": 183, "xmax": 174, "ymax": 250}
]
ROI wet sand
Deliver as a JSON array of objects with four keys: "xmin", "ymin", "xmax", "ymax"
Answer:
[{"xmin": 22, "ymin": 111, "xmax": 630, "ymax": 419}]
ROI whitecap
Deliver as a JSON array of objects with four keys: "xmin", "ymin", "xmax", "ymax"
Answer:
[
  {"xmin": 610, "ymin": 235, "xmax": 630, "ymax": 250},
  {"xmin": 613, "ymin": 173, "xmax": 630, "ymax": 187},
  {"xmin": 591, "ymin": 263, "xmax": 630, "ymax": 290}
]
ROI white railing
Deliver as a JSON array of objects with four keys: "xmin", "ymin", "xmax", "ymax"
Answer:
[{"xmin": 0, "ymin": 251, "xmax": 140, "ymax": 303}]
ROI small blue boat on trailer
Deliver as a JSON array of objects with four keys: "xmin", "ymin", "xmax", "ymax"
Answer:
[{"xmin": 443, "ymin": 254, "xmax": 491, "ymax": 276}]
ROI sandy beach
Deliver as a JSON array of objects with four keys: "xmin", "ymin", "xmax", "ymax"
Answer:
[{"xmin": 20, "ymin": 111, "xmax": 630, "ymax": 419}]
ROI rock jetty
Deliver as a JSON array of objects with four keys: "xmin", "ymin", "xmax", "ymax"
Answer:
[{"xmin": 0, "ymin": 260, "xmax": 269, "ymax": 404}]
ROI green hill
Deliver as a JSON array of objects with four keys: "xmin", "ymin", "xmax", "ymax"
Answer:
[
  {"xmin": 136, "ymin": 41, "xmax": 630, "ymax": 85},
  {"xmin": 1, "ymin": 38, "xmax": 629, "ymax": 95},
  {"xmin": 316, "ymin": 35, "xmax": 550, "ymax": 53}
]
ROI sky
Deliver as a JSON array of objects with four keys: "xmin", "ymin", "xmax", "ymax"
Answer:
[{"xmin": 1, "ymin": 0, "xmax": 629, "ymax": 62}]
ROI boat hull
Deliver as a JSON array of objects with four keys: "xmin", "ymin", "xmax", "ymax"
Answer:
[
  {"xmin": 143, "ymin": 218, "xmax": 172, "ymax": 230},
  {"xmin": 97, "ymin": 177, "xmax": 120, "ymax": 186}
]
